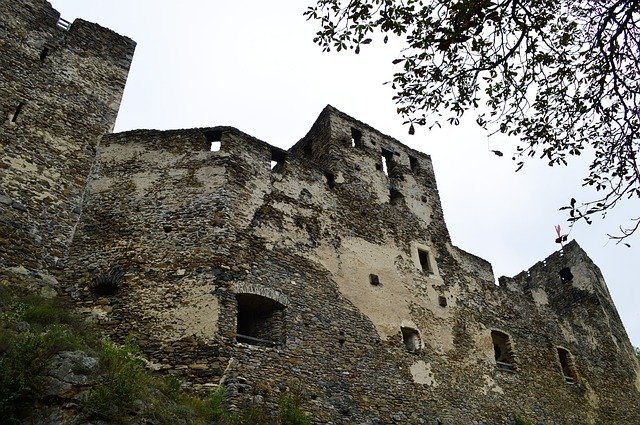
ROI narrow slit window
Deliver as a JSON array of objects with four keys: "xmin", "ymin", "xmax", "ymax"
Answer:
[
  {"xmin": 11, "ymin": 102, "xmax": 24, "ymax": 123},
  {"xmin": 492, "ymin": 330, "xmax": 515, "ymax": 371},
  {"xmin": 381, "ymin": 148, "xmax": 394, "ymax": 176},
  {"xmin": 557, "ymin": 347, "xmax": 577, "ymax": 384},
  {"xmin": 381, "ymin": 156, "xmax": 388, "ymax": 175},
  {"xmin": 303, "ymin": 142, "xmax": 312, "ymax": 157},
  {"xmin": 236, "ymin": 293, "xmax": 285, "ymax": 347},
  {"xmin": 401, "ymin": 327, "xmax": 421, "ymax": 353},
  {"xmin": 409, "ymin": 155, "xmax": 418, "ymax": 172},
  {"xmin": 204, "ymin": 130, "xmax": 222, "ymax": 152},
  {"xmin": 350, "ymin": 127, "xmax": 362, "ymax": 148},
  {"xmin": 40, "ymin": 47, "xmax": 50, "ymax": 62},
  {"xmin": 325, "ymin": 171, "xmax": 335, "ymax": 189},
  {"xmin": 418, "ymin": 248, "xmax": 433, "ymax": 273}
]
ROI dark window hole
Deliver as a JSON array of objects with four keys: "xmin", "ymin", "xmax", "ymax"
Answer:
[
  {"xmin": 40, "ymin": 47, "xmax": 50, "ymax": 62},
  {"xmin": 401, "ymin": 327, "xmax": 421, "ymax": 353},
  {"xmin": 236, "ymin": 293, "xmax": 285, "ymax": 347},
  {"xmin": 204, "ymin": 130, "xmax": 222, "ymax": 152},
  {"xmin": 557, "ymin": 347, "xmax": 577, "ymax": 383},
  {"xmin": 350, "ymin": 127, "xmax": 362, "ymax": 147},
  {"xmin": 369, "ymin": 274, "xmax": 380, "ymax": 286},
  {"xmin": 418, "ymin": 248, "xmax": 433, "ymax": 273},
  {"xmin": 270, "ymin": 148, "xmax": 286, "ymax": 172},
  {"xmin": 390, "ymin": 188, "xmax": 404, "ymax": 205},
  {"xmin": 409, "ymin": 155, "xmax": 418, "ymax": 172},
  {"xmin": 492, "ymin": 330, "xmax": 515, "ymax": 371},
  {"xmin": 559, "ymin": 267, "xmax": 573, "ymax": 283},
  {"xmin": 325, "ymin": 171, "xmax": 335, "ymax": 189}
]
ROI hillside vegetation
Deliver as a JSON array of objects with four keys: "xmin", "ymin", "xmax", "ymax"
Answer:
[{"xmin": 0, "ymin": 276, "xmax": 311, "ymax": 424}]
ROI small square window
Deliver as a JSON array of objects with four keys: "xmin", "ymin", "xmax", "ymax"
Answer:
[
  {"xmin": 401, "ymin": 327, "xmax": 421, "ymax": 353},
  {"xmin": 204, "ymin": 130, "xmax": 222, "ymax": 152},
  {"xmin": 369, "ymin": 274, "xmax": 380, "ymax": 286}
]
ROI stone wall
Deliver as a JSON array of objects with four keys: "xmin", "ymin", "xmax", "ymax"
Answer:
[
  {"xmin": 0, "ymin": 0, "xmax": 135, "ymax": 274},
  {"xmin": 2, "ymin": 2, "xmax": 639, "ymax": 424},
  {"xmin": 65, "ymin": 106, "xmax": 640, "ymax": 424}
]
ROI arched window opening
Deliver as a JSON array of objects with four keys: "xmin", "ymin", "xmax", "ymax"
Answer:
[
  {"xmin": 492, "ymin": 330, "xmax": 515, "ymax": 371},
  {"xmin": 235, "ymin": 293, "xmax": 285, "ymax": 347},
  {"xmin": 557, "ymin": 347, "xmax": 578, "ymax": 384}
]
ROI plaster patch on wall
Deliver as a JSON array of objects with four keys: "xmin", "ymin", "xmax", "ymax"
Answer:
[
  {"xmin": 531, "ymin": 287, "xmax": 549, "ymax": 306},
  {"xmin": 481, "ymin": 375, "xmax": 504, "ymax": 395},
  {"xmin": 99, "ymin": 143, "xmax": 148, "ymax": 164},
  {"xmin": 7, "ymin": 156, "xmax": 38, "ymax": 173},
  {"xmin": 410, "ymin": 360, "xmax": 437, "ymax": 386},
  {"xmin": 131, "ymin": 171, "xmax": 160, "ymax": 197},
  {"xmin": 144, "ymin": 284, "xmax": 220, "ymax": 341},
  {"xmin": 313, "ymin": 237, "xmax": 452, "ymax": 342}
]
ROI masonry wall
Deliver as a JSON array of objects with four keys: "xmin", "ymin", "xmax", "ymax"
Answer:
[
  {"xmin": 2, "ymin": 2, "xmax": 638, "ymax": 423},
  {"xmin": 66, "ymin": 106, "xmax": 640, "ymax": 424},
  {"xmin": 0, "ymin": 0, "xmax": 135, "ymax": 275}
]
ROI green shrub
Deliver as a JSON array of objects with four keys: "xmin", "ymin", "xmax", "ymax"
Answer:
[
  {"xmin": 277, "ymin": 394, "xmax": 312, "ymax": 425},
  {"xmin": 514, "ymin": 417, "xmax": 534, "ymax": 425},
  {"xmin": 0, "ymin": 331, "xmax": 50, "ymax": 422},
  {"xmin": 85, "ymin": 340, "xmax": 149, "ymax": 422}
]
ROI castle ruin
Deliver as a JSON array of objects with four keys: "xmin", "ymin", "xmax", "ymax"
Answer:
[{"xmin": 1, "ymin": 1, "xmax": 639, "ymax": 423}]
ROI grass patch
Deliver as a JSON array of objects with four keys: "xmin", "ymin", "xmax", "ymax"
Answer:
[{"xmin": 0, "ymin": 279, "xmax": 314, "ymax": 424}]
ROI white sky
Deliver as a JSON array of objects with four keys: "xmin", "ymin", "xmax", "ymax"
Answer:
[{"xmin": 49, "ymin": 1, "xmax": 638, "ymax": 347}]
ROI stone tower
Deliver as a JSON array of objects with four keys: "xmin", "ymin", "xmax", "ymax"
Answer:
[
  {"xmin": 0, "ymin": 0, "xmax": 135, "ymax": 275},
  {"xmin": 1, "ymin": 2, "xmax": 639, "ymax": 424}
]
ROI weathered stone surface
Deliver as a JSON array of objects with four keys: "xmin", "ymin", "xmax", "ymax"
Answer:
[
  {"xmin": 0, "ymin": 0, "xmax": 135, "ymax": 274},
  {"xmin": 1, "ymin": 1, "xmax": 639, "ymax": 424}
]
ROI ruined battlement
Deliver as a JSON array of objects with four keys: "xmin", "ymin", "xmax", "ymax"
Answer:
[{"xmin": 1, "ymin": 2, "xmax": 639, "ymax": 424}]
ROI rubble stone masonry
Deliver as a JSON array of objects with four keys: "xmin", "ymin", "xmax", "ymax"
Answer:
[{"xmin": 1, "ymin": 1, "xmax": 639, "ymax": 424}]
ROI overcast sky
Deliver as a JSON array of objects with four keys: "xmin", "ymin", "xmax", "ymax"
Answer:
[{"xmin": 50, "ymin": 1, "xmax": 638, "ymax": 347}]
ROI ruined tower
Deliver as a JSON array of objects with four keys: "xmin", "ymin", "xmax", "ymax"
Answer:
[
  {"xmin": 0, "ymin": 0, "xmax": 135, "ymax": 274},
  {"xmin": 1, "ymin": 2, "xmax": 639, "ymax": 424}
]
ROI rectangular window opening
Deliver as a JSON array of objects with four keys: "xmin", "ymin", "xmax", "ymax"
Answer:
[
  {"xmin": 418, "ymin": 248, "xmax": 433, "ymax": 273},
  {"xmin": 492, "ymin": 330, "xmax": 516, "ymax": 371},
  {"xmin": 401, "ymin": 326, "xmax": 421, "ymax": 353},
  {"xmin": 270, "ymin": 148, "xmax": 286, "ymax": 172},
  {"xmin": 381, "ymin": 148, "xmax": 394, "ymax": 176},
  {"xmin": 390, "ymin": 187, "xmax": 404, "ymax": 205},
  {"xmin": 557, "ymin": 347, "xmax": 577, "ymax": 383},
  {"xmin": 11, "ymin": 102, "xmax": 24, "ymax": 123},
  {"xmin": 40, "ymin": 47, "xmax": 50, "ymax": 62},
  {"xmin": 303, "ymin": 142, "xmax": 312, "ymax": 157},
  {"xmin": 409, "ymin": 155, "xmax": 418, "ymax": 172},
  {"xmin": 325, "ymin": 171, "xmax": 335, "ymax": 189},
  {"xmin": 351, "ymin": 127, "xmax": 362, "ymax": 148},
  {"xmin": 204, "ymin": 129, "xmax": 223, "ymax": 152},
  {"xmin": 369, "ymin": 274, "xmax": 380, "ymax": 286}
]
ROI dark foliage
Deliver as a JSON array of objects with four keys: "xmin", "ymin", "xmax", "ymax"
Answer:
[{"xmin": 306, "ymin": 0, "xmax": 640, "ymax": 241}]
